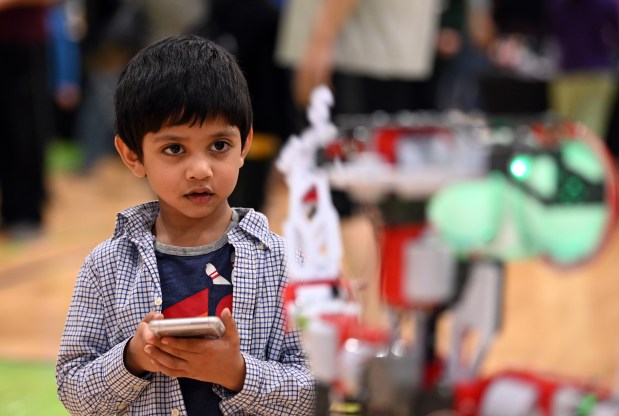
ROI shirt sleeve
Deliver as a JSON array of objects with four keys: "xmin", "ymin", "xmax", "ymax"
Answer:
[
  {"xmin": 56, "ymin": 254, "xmax": 152, "ymax": 415},
  {"xmin": 216, "ymin": 328, "xmax": 316, "ymax": 416}
]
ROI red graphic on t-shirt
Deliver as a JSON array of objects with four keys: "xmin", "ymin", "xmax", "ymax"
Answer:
[
  {"xmin": 215, "ymin": 294, "xmax": 233, "ymax": 317},
  {"xmin": 162, "ymin": 288, "xmax": 209, "ymax": 318}
]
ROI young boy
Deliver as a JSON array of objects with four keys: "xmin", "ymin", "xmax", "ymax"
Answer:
[{"xmin": 56, "ymin": 34, "xmax": 316, "ymax": 415}]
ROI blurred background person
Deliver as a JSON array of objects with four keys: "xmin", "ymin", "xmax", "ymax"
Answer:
[
  {"xmin": 141, "ymin": 0, "xmax": 206, "ymax": 46},
  {"xmin": 478, "ymin": 0, "xmax": 553, "ymax": 116},
  {"xmin": 0, "ymin": 0, "xmax": 58, "ymax": 240},
  {"xmin": 46, "ymin": 0, "xmax": 83, "ymax": 142},
  {"xmin": 480, "ymin": 0, "xmax": 618, "ymax": 141},
  {"xmin": 433, "ymin": 0, "xmax": 496, "ymax": 112},
  {"xmin": 276, "ymin": 0, "xmax": 441, "ymax": 115},
  {"xmin": 71, "ymin": 0, "xmax": 149, "ymax": 173},
  {"xmin": 546, "ymin": 0, "xmax": 619, "ymax": 142}
]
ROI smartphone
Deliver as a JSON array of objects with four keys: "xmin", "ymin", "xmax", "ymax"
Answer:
[{"xmin": 149, "ymin": 316, "xmax": 225, "ymax": 339}]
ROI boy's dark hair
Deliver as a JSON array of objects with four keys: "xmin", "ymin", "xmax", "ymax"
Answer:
[{"xmin": 114, "ymin": 34, "xmax": 253, "ymax": 160}]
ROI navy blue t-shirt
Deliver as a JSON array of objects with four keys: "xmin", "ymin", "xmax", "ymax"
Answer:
[{"xmin": 155, "ymin": 216, "xmax": 237, "ymax": 415}]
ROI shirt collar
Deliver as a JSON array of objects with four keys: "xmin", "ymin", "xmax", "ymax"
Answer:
[
  {"xmin": 112, "ymin": 202, "xmax": 274, "ymax": 250},
  {"xmin": 230, "ymin": 207, "xmax": 274, "ymax": 250},
  {"xmin": 113, "ymin": 201, "xmax": 159, "ymax": 241}
]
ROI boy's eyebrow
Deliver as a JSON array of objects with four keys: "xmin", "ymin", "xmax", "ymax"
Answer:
[
  {"xmin": 150, "ymin": 126, "xmax": 240, "ymax": 142},
  {"xmin": 209, "ymin": 126, "xmax": 241, "ymax": 137}
]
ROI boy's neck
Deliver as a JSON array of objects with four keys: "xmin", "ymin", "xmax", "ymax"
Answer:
[{"xmin": 153, "ymin": 205, "xmax": 234, "ymax": 247}]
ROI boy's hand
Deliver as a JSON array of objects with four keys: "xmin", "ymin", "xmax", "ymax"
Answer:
[
  {"xmin": 124, "ymin": 312, "xmax": 165, "ymax": 376},
  {"xmin": 144, "ymin": 308, "xmax": 246, "ymax": 392}
]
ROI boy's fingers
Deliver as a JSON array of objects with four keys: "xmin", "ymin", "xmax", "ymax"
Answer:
[
  {"xmin": 143, "ymin": 312, "xmax": 164, "ymax": 323},
  {"xmin": 220, "ymin": 308, "xmax": 237, "ymax": 338},
  {"xmin": 140, "ymin": 313, "xmax": 165, "ymax": 341}
]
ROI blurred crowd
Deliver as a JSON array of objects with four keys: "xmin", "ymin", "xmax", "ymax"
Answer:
[{"xmin": 1, "ymin": 0, "xmax": 618, "ymax": 240}]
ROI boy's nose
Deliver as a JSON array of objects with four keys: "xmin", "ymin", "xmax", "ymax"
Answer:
[{"xmin": 187, "ymin": 155, "xmax": 213, "ymax": 180}]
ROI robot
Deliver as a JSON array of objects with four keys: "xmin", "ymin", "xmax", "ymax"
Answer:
[
  {"xmin": 278, "ymin": 86, "xmax": 619, "ymax": 415},
  {"xmin": 276, "ymin": 87, "xmax": 380, "ymax": 414}
]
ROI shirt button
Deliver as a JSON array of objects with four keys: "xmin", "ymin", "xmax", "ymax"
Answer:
[
  {"xmin": 171, "ymin": 409, "xmax": 180, "ymax": 416},
  {"xmin": 132, "ymin": 385, "xmax": 141, "ymax": 391},
  {"xmin": 118, "ymin": 402, "xmax": 128, "ymax": 410},
  {"xmin": 154, "ymin": 297, "xmax": 162, "ymax": 306}
]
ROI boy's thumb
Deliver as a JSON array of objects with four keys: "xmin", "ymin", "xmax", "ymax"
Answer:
[{"xmin": 221, "ymin": 308, "xmax": 236, "ymax": 335}]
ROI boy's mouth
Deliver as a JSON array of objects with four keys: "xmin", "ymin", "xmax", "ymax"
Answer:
[{"xmin": 185, "ymin": 189, "xmax": 214, "ymax": 201}]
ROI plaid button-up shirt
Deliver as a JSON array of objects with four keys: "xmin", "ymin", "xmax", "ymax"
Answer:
[{"xmin": 56, "ymin": 201, "xmax": 315, "ymax": 415}]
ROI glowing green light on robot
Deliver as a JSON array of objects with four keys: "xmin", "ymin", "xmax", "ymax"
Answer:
[{"xmin": 509, "ymin": 155, "xmax": 531, "ymax": 180}]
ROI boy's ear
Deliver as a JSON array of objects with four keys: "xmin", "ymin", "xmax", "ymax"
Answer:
[
  {"xmin": 240, "ymin": 128, "xmax": 253, "ymax": 167},
  {"xmin": 115, "ymin": 135, "xmax": 146, "ymax": 177}
]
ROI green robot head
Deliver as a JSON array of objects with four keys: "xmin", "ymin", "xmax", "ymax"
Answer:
[{"xmin": 428, "ymin": 133, "xmax": 613, "ymax": 266}]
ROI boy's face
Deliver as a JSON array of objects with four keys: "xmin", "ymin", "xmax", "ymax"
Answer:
[{"xmin": 116, "ymin": 118, "xmax": 252, "ymax": 227}]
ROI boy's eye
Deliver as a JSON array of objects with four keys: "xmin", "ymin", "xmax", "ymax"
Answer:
[
  {"xmin": 211, "ymin": 141, "xmax": 231, "ymax": 152},
  {"xmin": 163, "ymin": 144, "xmax": 184, "ymax": 155}
]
